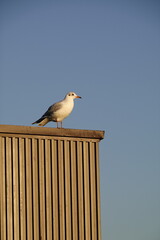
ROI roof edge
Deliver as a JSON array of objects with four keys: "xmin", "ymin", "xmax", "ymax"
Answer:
[{"xmin": 0, "ymin": 125, "xmax": 105, "ymax": 140}]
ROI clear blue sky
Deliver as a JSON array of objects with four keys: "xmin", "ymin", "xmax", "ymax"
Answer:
[{"xmin": 1, "ymin": 1, "xmax": 160, "ymax": 239}]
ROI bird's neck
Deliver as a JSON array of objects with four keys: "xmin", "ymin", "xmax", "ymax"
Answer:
[{"xmin": 64, "ymin": 97, "xmax": 73, "ymax": 103}]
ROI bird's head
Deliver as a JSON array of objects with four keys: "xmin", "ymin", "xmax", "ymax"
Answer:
[{"xmin": 65, "ymin": 92, "xmax": 82, "ymax": 100}]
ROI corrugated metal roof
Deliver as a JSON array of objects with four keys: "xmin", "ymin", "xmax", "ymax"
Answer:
[{"xmin": 0, "ymin": 125, "xmax": 104, "ymax": 240}]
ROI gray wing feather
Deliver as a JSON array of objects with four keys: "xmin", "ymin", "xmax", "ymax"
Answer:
[{"xmin": 42, "ymin": 101, "xmax": 62, "ymax": 118}]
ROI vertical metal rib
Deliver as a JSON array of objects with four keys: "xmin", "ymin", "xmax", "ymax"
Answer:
[
  {"xmin": 70, "ymin": 141, "xmax": 78, "ymax": 240},
  {"xmin": 77, "ymin": 141, "xmax": 85, "ymax": 240},
  {"xmin": 31, "ymin": 138, "xmax": 40, "ymax": 240},
  {"xmin": 12, "ymin": 137, "xmax": 20, "ymax": 240},
  {"xmin": 64, "ymin": 140, "xmax": 72, "ymax": 240},
  {"xmin": 89, "ymin": 142, "xmax": 97, "ymax": 240},
  {"xmin": 6, "ymin": 137, "xmax": 13, "ymax": 240},
  {"xmin": 44, "ymin": 139, "xmax": 52, "ymax": 239},
  {"xmin": 51, "ymin": 139, "xmax": 59, "ymax": 240},
  {"xmin": 0, "ymin": 137, "xmax": 7, "ymax": 240},
  {"xmin": 83, "ymin": 141, "xmax": 91, "ymax": 240},
  {"xmin": 95, "ymin": 142, "xmax": 101, "ymax": 240},
  {"xmin": 58, "ymin": 140, "xmax": 65, "ymax": 240},
  {"xmin": 38, "ymin": 139, "xmax": 46, "ymax": 240},
  {"xmin": 19, "ymin": 138, "xmax": 27, "ymax": 240},
  {"xmin": 25, "ymin": 138, "xmax": 33, "ymax": 240}
]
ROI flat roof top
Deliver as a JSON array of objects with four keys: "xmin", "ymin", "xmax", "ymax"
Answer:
[{"xmin": 0, "ymin": 125, "xmax": 105, "ymax": 140}]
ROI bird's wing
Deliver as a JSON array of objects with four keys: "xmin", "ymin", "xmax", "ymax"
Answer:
[{"xmin": 42, "ymin": 101, "xmax": 63, "ymax": 117}]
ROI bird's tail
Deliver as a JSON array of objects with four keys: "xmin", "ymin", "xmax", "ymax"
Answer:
[{"xmin": 32, "ymin": 117, "xmax": 49, "ymax": 126}]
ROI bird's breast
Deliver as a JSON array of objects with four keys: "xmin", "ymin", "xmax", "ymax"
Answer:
[{"xmin": 52, "ymin": 101, "xmax": 74, "ymax": 122}]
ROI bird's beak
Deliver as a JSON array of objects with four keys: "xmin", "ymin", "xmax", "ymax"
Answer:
[{"xmin": 76, "ymin": 96, "xmax": 82, "ymax": 99}]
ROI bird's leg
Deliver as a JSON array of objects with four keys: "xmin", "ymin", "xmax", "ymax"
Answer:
[
  {"xmin": 60, "ymin": 122, "xmax": 62, "ymax": 128},
  {"xmin": 56, "ymin": 122, "xmax": 58, "ymax": 128}
]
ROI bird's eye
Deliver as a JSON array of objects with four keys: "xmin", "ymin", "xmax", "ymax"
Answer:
[{"xmin": 72, "ymin": 93, "xmax": 74, "ymax": 96}]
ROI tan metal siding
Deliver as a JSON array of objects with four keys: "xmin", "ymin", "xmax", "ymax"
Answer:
[{"xmin": 0, "ymin": 127, "xmax": 103, "ymax": 240}]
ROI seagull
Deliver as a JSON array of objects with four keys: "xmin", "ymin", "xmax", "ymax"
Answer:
[{"xmin": 32, "ymin": 92, "xmax": 81, "ymax": 128}]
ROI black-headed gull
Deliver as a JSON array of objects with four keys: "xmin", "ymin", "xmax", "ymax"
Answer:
[{"xmin": 32, "ymin": 92, "xmax": 81, "ymax": 128}]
